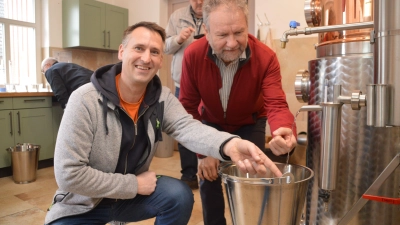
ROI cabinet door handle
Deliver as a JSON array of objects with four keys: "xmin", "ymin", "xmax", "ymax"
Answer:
[
  {"xmin": 24, "ymin": 99, "xmax": 45, "ymax": 102},
  {"xmin": 108, "ymin": 31, "xmax": 110, "ymax": 48},
  {"xmin": 103, "ymin": 30, "xmax": 106, "ymax": 47},
  {"xmin": 0, "ymin": 100, "xmax": 4, "ymax": 103},
  {"xmin": 17, "ymin": 111, "xmax": 21, "ymax": 135},
  {"xmin": 9, "ymin": 111, "xmax": 13, "ymax": 135}
]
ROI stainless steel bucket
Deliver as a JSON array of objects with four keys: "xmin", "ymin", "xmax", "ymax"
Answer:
[
  {"xmin": 6, "ymin": 143, "xmax": 40, "ymax": 184},
  {"xmin": 219, "ymin": 162, "xmax": 313, "ymax": 225}
]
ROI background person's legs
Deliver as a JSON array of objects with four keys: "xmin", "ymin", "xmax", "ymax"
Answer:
[{"xmin": 175, "ymin": 86, "xmax": 199, "ymax": 189}]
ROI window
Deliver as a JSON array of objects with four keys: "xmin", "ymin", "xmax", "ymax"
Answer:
[{"xmin": 0, "ymin": 0, "xmax": 41, "ymax": 85}]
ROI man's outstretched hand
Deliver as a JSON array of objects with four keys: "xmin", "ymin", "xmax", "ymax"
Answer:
[{"xmin": 222, "ymin": 138, "xmax": 282, "ymax": 177}]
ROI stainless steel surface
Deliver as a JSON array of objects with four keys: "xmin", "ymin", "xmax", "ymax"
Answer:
[
  {"xmin": 319, "ymin": 102, "xmax": 342, "ymax": 191},
  {"xmin": 316, "ymin": 40, "xmax": 373, "ymax": 58},
  {"xmin": 6, "ymin": 143, "xmax": 40, "ymax": 184},
  {"xmin": 295, "ymin": 69, "xmax": 310, "ymax": 103},
  {"xmin": 304, "ymin": 0, "xmax": 321, "ymax": 27},
  {"xmin": 306, "ymin": 41, "xmax": 400, "ymax": 225},
  {"xmin": 373, "ymin": 0, "xmax": 400, "ymax": 126},
  {"xmin": 338, "ymin": 154, "xmax": 400, "ymax": 225},
  {"xmin": 280, "ymin": 22, "xmax": 373, "ymax": 48},
  {"xmin": 219, "ymin": 163, "xmax": 313, "ymax": 225}
]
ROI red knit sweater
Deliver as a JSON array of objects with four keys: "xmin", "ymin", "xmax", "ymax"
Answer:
[{"xmin": 180, "ymin": 34, "xmax": 296, "ymax": 135}]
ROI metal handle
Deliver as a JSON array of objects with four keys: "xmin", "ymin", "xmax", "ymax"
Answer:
[
  {"xmin": 0, "ymin": 100, "xmax": 4, "ymax": 103},
  {"xmin": 108, "ymin": 31, "xmax": 110, "ymax": 48},
  {"xmin": 17, "ymin": 111, "xmax": 21, "ymax": 135},
  {"xmin": 9, "ymin": 111, "xmax": 13, "ymax": 135},
  {"xmin": 103, "ymin": 30, "xmax": 106, "ymax": 47},
  {"xmin": 24, "ymin": 99, "xmax": 45, "ymax": 102}
]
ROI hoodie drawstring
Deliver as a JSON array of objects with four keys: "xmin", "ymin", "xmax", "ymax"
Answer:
[{"xmin": 102, "ymin": 95, "xmax": 109, "ymax": 135}]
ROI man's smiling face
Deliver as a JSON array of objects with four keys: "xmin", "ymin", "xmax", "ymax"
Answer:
[{"xmin": 118, "ymin": 26, "xmax": 164, "ymax": 86}]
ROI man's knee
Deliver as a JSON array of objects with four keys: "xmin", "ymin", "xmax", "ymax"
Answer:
[{"xmin": 158, "ymin": 176, "xmax": 194, "ymax": 209}]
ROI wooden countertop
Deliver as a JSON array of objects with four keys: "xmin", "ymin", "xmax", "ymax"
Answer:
[{"xmin": 0, "ymin": 92, "xmax": 54, "ymax": 97}]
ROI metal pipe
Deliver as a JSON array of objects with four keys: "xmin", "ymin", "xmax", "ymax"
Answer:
[
  {"xmin": 374, "ymin": 0, "xmax": 400, "ymax": 126},
  {"xmin": 319, "ymin": 102, "xmax": 342, "ymax": 191},
  {"xmin": 280, "ymin": 22, "xmax": 374, "ymax": 48},
  {"xmin": 366, "ymin": 85, "xmax": 375, "ymax": 126},
  {"xmin": 374, "ymin": 84, "xmax": 389, "ymax": 127},
  {"xmin": 299, "ymin": 105, "xmax": 323, "ymax": 112}
]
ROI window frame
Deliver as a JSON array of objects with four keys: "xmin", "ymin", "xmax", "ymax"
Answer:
[{"xmin": 0, "ymin": 0, "xmax": 42, "ymax": 85}]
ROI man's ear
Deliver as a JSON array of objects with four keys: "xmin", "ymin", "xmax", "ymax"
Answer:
[
  {"xmin": 203, "ymin": 24, "xmax": 209, "ymax": 41},
  {"xmin": 118, "ymin": 44, "xmax": 124, "ymax": 61}
]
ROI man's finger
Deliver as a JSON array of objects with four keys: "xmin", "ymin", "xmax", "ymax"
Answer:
[{"xmin": 262, "ymin": 156, "xmax": 282, "ymax": 177}]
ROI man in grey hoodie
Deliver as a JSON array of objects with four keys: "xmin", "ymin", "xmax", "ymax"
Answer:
[{"xmin": 44, "ymin": 21, "xmax": 282, "ymax": 225}]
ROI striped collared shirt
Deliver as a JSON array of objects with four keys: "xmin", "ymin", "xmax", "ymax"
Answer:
[{"xmin": 213, "ymin": 50, "xmax": 247, "ymax": 117}]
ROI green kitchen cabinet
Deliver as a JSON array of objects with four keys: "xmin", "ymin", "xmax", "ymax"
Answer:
[
  {"xmin": 0, "ymin": 97, "xmax": 54, "ymax": 168},
  {"xmin": 63, "ymin": 0, "xmax": 128, "ymax": 51},
  {"xmin": 52, "ymin": 103, "xmax": 64, "ymax": 145}
]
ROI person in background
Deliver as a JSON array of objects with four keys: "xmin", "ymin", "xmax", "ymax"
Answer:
[
  {"xmin": 41, "ymin": 57, "xmax": 93, "ymax": 109},
  {"xmin": 44, "ymin": 21, "xmax": 283, "ymax": 225},
  {"xmin": 179, "ymin": 0, "xmax": 297, "ymax": 224},
  {"xmin": 164, "ymin": 0, "xmax": 205, "ymax": 189}
]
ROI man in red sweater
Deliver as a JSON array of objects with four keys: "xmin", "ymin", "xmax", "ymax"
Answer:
[{"xmin": 179, "ymin": 0, "xmax": 297, "ymax": 224}]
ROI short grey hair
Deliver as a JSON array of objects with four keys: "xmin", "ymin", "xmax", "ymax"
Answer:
[
  {"xmin": 203, "ymin": 0, "xmax": 248, "ymax": 30},
  {"xmin": 41, "ymin": 57, "xmax": 58, "ymax": 72}
]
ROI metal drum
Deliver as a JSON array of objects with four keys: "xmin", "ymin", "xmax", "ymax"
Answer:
[{"xmin": 219, "ymin": 162, "xmax": 313, "ymax": 225}]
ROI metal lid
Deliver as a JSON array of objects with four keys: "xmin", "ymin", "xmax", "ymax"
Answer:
[{"xmin": 6, "ymin": 143, "xmax": 41, "ymax": 152}]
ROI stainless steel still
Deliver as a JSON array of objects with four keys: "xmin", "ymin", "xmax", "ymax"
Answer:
[
  {"xmin": 219, "ymin": 163, "xmax": 313, "ymax": 225},
  {"xmin": 304, "ymin": 40, "xmax": 400, "ymax": 224},
  {"xmin": 6, "ymin": 143, "xmax": 40, "ymax": 184},
  {"xmin": 280, "ymin": 0, "xmax": 400, "ymax": 224}
]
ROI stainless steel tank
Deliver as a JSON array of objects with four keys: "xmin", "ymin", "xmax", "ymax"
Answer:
[{"xmin": 306, "ymin": 40, "xmax": 400, "ymax": 225}]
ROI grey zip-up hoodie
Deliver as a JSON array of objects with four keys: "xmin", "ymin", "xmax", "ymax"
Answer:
[
  {"xmin": 44, "ymin": 62, "xmax": 235, "ymax": 224},
  {"xmin": 165, "ymin": 5, "xmax": 204, "ymax": 88}
]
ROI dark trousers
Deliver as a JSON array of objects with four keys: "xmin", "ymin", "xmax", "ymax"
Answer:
[
  {"xmin": 176, "ymin": 87, "xmax": 198, "ymax": 181},
  {"xmin": 200, "ymin": 118, "xmax": 267, "ymax": 225}
]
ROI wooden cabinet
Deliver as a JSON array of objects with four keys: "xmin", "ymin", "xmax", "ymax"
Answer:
[
  {"xmin": 0, "ymin": 97, "xmax": 54, "ymax": 168},
  {"xmin": 62, "ymin": 0, "xmax": 128, "ymax": 51}
]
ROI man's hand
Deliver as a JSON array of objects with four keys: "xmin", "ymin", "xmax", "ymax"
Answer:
[
  {"xmin": 176, "ymin": 27, "xmax": 195, "ymax": 44},
  {"xmin": 198, "ymin": 157, "xmax": 220, "ymax": 181},
  {"xmin": 222, "ymin": 138, "xmax": 283, "ymax": 177},
  {"xmin": 136, "ymin": 171, "xmax": 157, "ymax": 195},
  {"xmin": 269, "ymin": 127, "xmax": 297, "ymax": 156}
]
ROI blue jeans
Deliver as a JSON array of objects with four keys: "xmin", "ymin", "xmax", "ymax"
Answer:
[
  {"xmin": 175, "ymin": 87, "xmax": 198, "ymax": 181},
  {"xmin": 200, "ymin": 118, "xmax": 267, "ymax": 225},
  {"xmin": 47, "ymin": 176, "xmax": 194, "ymax": 225}
]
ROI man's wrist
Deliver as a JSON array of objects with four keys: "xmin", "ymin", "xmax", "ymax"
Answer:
[{"xmin": 219, "ymin": 137, "xmax": 237, "ymax": 161}]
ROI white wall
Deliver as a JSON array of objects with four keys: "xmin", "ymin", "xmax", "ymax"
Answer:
[
  {"xmin": 254, "ymin": 0, "xmax": 317, "ymax": 40},
  {"xmin": 42, "ymin": 0, "xmax": 169, "ymax": 48}
]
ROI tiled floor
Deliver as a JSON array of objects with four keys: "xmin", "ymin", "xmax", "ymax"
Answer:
[{"xmin": 0, "ymin": 151, "xmax": 232, "ymax": 225}]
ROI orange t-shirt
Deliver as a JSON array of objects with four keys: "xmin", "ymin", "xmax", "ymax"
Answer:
[{"xmin": 115, "ymin": 74, "xmax": 145, "ymax": 122}]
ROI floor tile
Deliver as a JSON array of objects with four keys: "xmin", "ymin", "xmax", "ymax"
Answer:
[
  {"xmin": 0, "ymin": 208, "xmax": 47, "ymax": 225},
  {"xmin": 0, "ymin": 195, "xmax": 34, "ymax": 217}
]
